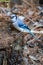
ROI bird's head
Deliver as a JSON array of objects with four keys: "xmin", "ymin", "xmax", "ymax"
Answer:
[{"xmin": 10, "ymin": 14, "xmax": 17, "ymax": 19}]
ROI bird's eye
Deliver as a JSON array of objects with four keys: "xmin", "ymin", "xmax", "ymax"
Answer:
[
  {"xmin": 10, "ymin": 16, "xmax": 14, "ymax": 19},
  {"xmin": 10, "ymin": 15, "xmax": 17, "ymax": 19}
]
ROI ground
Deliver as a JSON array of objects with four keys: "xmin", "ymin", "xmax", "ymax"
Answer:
[{"xmin": 0, "ymin": 1, "xmax": 43, "ymax": 65}]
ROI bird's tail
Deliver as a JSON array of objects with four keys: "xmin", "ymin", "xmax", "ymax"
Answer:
[{"xmin": 29, "ymin": 31, "xmax": 39, "ymax": 41}]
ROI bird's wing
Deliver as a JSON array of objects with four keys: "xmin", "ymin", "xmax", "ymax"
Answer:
[{"xmin": 16, "ymin": 17, "xmax": 31, "ymax": 30}]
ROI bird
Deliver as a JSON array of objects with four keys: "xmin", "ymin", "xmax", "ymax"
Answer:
[
  {"xmin": 10, "ymin": 14, "xmax": 39, "ymax": 40},
  {"xmin": 6, "ymin": 11, "xmax": 39, "ymax": 40}
]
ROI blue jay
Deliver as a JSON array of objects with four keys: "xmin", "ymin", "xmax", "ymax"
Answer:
[
  {"xmin": 6, "ymin": 11, "xmax": 39, "ymax": 40},
  {"xmin": 10, "ymin": 14, "xmax": 39, "ymax": 40}
]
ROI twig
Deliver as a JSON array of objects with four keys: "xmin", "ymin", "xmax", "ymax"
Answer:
[
  {"xmin": 23, "ymin": 0, "xmax": 32, "ymax": 7},
  {"xmin": 31, "ymin": 30, "xmax": 43, "ymax": 34}
]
